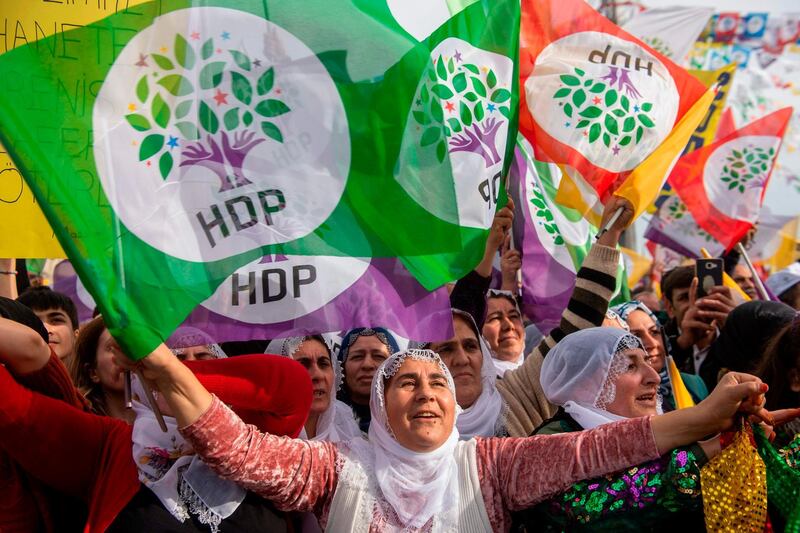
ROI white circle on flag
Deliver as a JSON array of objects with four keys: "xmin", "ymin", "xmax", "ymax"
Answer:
[
  {"xmin": 395, "ymin": 38, "xmax": 514, "ymax": 230},
  {"xmin": 703, "ymin": 135, "xmax": 778, "ymax": 224},
  {"xmin": 525, "ymin": 31, "xmax": 679, "ymax": 173},
  {"xmin": 93, "ymin": 7, "xmax": 350, "ymax": 261},
  {"xmin": 387, "ymin": 0, "xmax": 451, "ymax": 41},
  {"xmin": 201, "ymin": 255, "xmax": 369, "ymax": 324}
]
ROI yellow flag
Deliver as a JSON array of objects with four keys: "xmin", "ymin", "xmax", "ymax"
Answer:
[
  {"xmin": 0, "ymin": 1, "xmax": 148, "ymax": 258},
  {"xmin": 666, "ymin": 355, "xmax": 695, "ymax": 409},
  {"xmin": 620, "ymin": 246, "xmax": 652, "ymax": 287},
  {"xmin": 683, "ymin": 63, "xmax": 737, "ymax": 153}
]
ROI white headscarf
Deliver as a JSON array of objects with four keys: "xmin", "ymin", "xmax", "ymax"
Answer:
[
  {"xmin": 540, "ymin": 327, "xmax": 659, "ymax": 430},
  {"xmin": 418, "ymin": 310, "xmax": 506, "ymax": 439},
  {"xmin": 345, "ymin": 349, "xmax": 462, "ymax": 531},
  {"xmin": 279, "ymin": 336, "xmax": 361, "ymax": 442},
  {"xmin": 130, "ymin": 376, "xmax": 245, "ymax": 533},
  {"xmin": 166, "ymin": 326, "xmax": 227, "ymax": 359}
]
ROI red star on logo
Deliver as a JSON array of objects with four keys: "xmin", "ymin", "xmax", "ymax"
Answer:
[
  {"xmin": 444, "ymin": 101, "xmax": 455, "ymax": 113},
  {"xmin": 213, "ymin": 89, "xmax": 228, "ymax": 106},
  {"xmin": 190, "ymin": 31, "xmax": 200, "ymax": 40},
  {"xmin": 592, "ymin": 96, "xmax": 601, "ymax": 105}
]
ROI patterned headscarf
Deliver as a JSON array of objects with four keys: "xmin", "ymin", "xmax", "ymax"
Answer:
[
  {"xmin": 338, "ymin": 327, "xmax": 399, "ymax": 363},
  {"xmin": 166, "ymin": 327, "xmax": 226, "ymax": 359}
]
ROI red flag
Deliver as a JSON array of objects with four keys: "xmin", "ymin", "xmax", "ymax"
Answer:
[
  {"xmin": 668, "ymin": 107, "xmax": 792, "ymax": 251},
  {"xmin": 518, "ymin": 0, "xmax": 712, "ymax": 223}
]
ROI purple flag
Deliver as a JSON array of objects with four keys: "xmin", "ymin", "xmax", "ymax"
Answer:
[
  {"xmin": 183, "ymin": 255, "xmax": 453, "ymax": 342},
  {"xmin": 510, "ymin": 138, "xmax": 595, "ymax": 333},
  {"xmin": 52, "ymin": 256, "xmax": 452, "ymax": 342},
  {"xmin": 53, "ymin": 270, "xmax": 97, "ymax": 325}
]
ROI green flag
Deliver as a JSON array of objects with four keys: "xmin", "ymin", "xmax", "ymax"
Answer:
[{"xmin": 0, "ymin": 0, "xmax": 519, "ymax": 357}]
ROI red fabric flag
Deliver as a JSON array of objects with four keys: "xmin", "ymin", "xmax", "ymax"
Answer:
[
  {"xmin": 518, "ymin": 0, "xmax": 712, "ymax": 223},
  {"xmin": 668, "ymin": 107, "xmax": 792, "ymax": 251},
  {"xmin": 715, "ymin": 108, "xmax": 737, "ymax": 141}
]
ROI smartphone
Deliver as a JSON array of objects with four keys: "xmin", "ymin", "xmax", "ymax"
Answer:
[{"xmin": 695, "ymin": 258, "xmax": 724, "ymax": 299}]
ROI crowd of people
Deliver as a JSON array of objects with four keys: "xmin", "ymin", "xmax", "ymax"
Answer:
[{"xmin": 1, "ymin": 195, "xmax": 799, "ymax": 532}]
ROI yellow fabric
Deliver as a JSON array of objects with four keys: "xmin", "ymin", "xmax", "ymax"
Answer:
[
  {"xmin": 688, "ymin": 63, "xmax": 737, "ymax": 148},
  {"xmin": 758, "ymin": 218, "xmax": 800, "ymax": 273},
  {"xmin": 699, "ymin": 248, "xmax": 752, "ymax": 302},
  {"xmin": 666, "ymin": 356, "xmax": 694, "ymax": 409},
  {"xmin": 701, "ymin": 426, "xmax": 768, "ymax": 533},
  {"xmin": 0, "ymin": 1, "xmax": 147, "ymax": 258},
  {"xmin": 620, "ymin": 247, "xmax": 651, "ymax": 287}
]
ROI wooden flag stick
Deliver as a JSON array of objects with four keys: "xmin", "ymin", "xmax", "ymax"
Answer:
[
  {"xmin": 735, "ymin": 243, "xmax": 771, "ymax": 301},
  {"xmin": 595, "ymin": 207, "xmax": 623, "ymax": 240}
]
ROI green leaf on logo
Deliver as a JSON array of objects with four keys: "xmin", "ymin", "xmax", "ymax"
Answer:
[
  {"xmin": 175, "ymin": 121, "xmax": 200, "ymax": 140},
  {"xmin": 175, "ymin": 100, "xmax": 192, "ymax": 120},
  {"xmin": 728, "ymin": 181, "xmax": 738, "ymax": 190},
  {"xmin": 472, "ymin": 77, "xmax": 487, "ymax": 98},
  {"xmin": 229, "ymin": 50, "xmax": 251, "ymax": 71},
  {"xmin": 452, "ymin": 73, "xmax": 467, "ymax": 93},
  {"xmin": 139, "ymin": 134, "xmax": 163, "ymax": 161},
  {"xmin": 436, "ymin": 56, "xmax": 447, "ymax": 80},
  {"xmin": 487, "ymin": 70, "xmax": 497, "ymax": 90},
  {"xmin": 589, "ymin": 123, "xmax": 601, "ymax": 143},
  {"xmin": 612, "ymin": 109, "xmax": 625, "ymax": 118},
  {"xmin": 152, "ymin": 54, "xmax": 174, "ymax": 70},
  {"xmin": 731, "ymin": 170, "xmax": 739, "ymax": 178},
  {"xmin": 563, "ymin": 103, "xmax": 573, "ymax": 118},
  {"xmin": 231, "ymin": 71, "xmax": 252, "ymax": 105},
  {"xmin": 589, "ymin": 82, "xmax": 604, "ymax": 94},
  {"xmin": 261, "ymin": 121, "xmax": 283, "ymax": 143},
  {"xmin": 531, "ymin": 198, "xmax": 546, "ymax": 209},
  {"xmin": 159, "ymin": 151, "xmax": 173, "ymax": 180},
  {"xmin": 136, "ymin": 76, "xmax": 148, "ymax": 103},
  {"xmin": 174, "ymin": 34, "xmax": 195, "ymax": 69},
  {"xmin": 413, "ymin": 110, "xmax": 430, "ymax": 125},
  {"xmin": 256, "ymin": 67, "xmax": 274, "ymax": 96},
  {"xmin": 619, "ymin": 135, "xmax": 631, "ymax": 146},
  {"xmin": 420, "ymin": 84, "xmax": 430, "ymax": 105},
  {"xmin": 602, "ymin": 132, "xmax": 611, "ymax": 147},
  {"xmin": 623, "ymin": 117, "xmax": 635, "ymax": 133},
  {"xmin": 490, "ymin": 88, "xmax": 510, "ymax": 103},
  {"xmin": 579, "ymin": 106, "xmax": 601, "ymax": 119},
  {"xmin": 431, "ymin": 99, "xmax": 444, "ymax": 123},
  {"xmin": 460, "ymin": 101, "xmax": 472, "ymax": 127},
  {"xmin": 474, "ymin": 101, "xmax": 484, "ymax": 122},
  {"xmin": 125, "ymin": 114, "xmax": 150, "ymax": 132},
  {"xmin": 447, "ymin": 118, "xmax": 462, "ymax": 133},
  {"xmin": 447, "ymin": 57, "xmax": 455, "ymax": 74},
  {"xmin": 620, "ymin": 95, "xmax": 630, "ymax": 113},
  {"xmin": 201, "ymin": 38, "xmax": 214, "ymax": 60},
  {"xmin": 421, "ymin": 127, "xmax": 440, "ymax": 147},
  {"xmin": 732, "ymin": 161, "xmax": 745, "ymax": 168},
  {"xmin": 572, "ymin": 89, "xmax": 586, "ymax": 108},
  {"xmin": 604, "ymin": 114, "xmax": 619, "ymax": 135},
  {"xmin": 198, "ymin": 101, "xmax": 219, "ymax": 134},
  {"xmin": 554, "ymin": 88, "xmax": 571, "ymax": 99},
  {"xmin": 224, "ymin": 108, "xmax": 239, "ymax": 130},
  {"xmin": 436, "ymin": 140, "xmax": 447, "ymax": 163},
  {"xmin": 575, "ymin": 68, "xmax": 585, "ymax": 76},
  {"xmin": 152, "ymin": 93, "xmax": 170, "ymax": 129},
  {"xmin": 576, "ymin": 119, "xmax": 590, "ymax": 128},
  {"xmin": 635, "ymin": 126, "xmax": 643, "ymax": 144},
  {"xmin": 638, "ymin": 114, "xmax": 655, "ymax": 128},
  {"xmin": 499, "ymin": 106, "xmax": 510, "ymax": 119},
  {"xmin": 158, "ymin": 74, "xmax": 193, "ymax": 97},
  {"xmin": 199, "ymin": 62, "xmax": 226, "ymax": 90},
  {"xmin": 463, "ymin": 64, "xmax": 479, "ymax": 75},
  {"xmin": 255, "ymin": 99, "xmax": 290, "ymax": 118},
  {"xmin": 464, "ymin": 91, "xmax": 478, "ymax": 102},
  {"xmin": 242, "ymin": 111, "xmax": 253, "ymax": 127},
  {"xmin": 431, "ymin": 84, "xmax": 454, "ymax": 99},
  {"xmin": 560, "ymin": 75, "xmax": 580, "ymax": 87},
  {"xmin": 641, "ymin": 102, "xmax": 653, "ymax": 112},
  {"xmin": 604, "ymin": 89, "xmax": 617, "ymax": 107}
]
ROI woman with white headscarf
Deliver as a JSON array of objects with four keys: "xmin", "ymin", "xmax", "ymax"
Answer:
[
  {"xmin": 122, "ymin": 338, "xmax": 775, "ymax": 532},
  {"xmin": 513, "ymin": 328, "xmax": 717, "ymax": 531},
  {"xmin": 425, "ymin": 309, "xmax": 506, "ymax": 438},
  {"xmin": 278, "ymin": 335, "xmax": 361, "ymax": 441},
  {"xmin": 166, "ymin": 326, "xmax": 227, "ymax": 361}
]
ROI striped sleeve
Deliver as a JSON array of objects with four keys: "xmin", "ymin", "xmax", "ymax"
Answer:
[{"xmin": 497, "ymin": 243, "xmax": 620, "ymax": 437}]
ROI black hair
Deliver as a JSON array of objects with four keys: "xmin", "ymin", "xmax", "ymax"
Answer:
[
  {"xmin": 661, "ymin": 266, "xmax": 694, "ymax": 304},
  {"xmin": 17, "ymin": 286, "xmax": 79, "ymax": 330}
]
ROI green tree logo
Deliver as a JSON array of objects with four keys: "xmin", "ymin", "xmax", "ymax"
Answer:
[
  {"xmin": 642, "ymin": 37, "xmax": 674, "ymax": 59},
  {"xmin": 720, "ymin": 145, "xmax": 776, "ymax": 193},
  {"xmin": 125, "ymin": 32, "xmax": 290, "ymax": 191},
  {"xmin": 411, "ymin": 52, "xmax": 510, "ymax": 166},
  {"xmin": 553, "ymin": 67, "xmax": 656, "ymax": 150}
]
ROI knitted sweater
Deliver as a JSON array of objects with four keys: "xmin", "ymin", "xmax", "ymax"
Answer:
[{"xmin": 497, "ymin": 243, "xmax": 621, "ymax": 437}]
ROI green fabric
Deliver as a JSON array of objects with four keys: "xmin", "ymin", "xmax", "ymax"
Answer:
[
  {"xmin": 755, "ymin": 427, "xmax": 800, "ymax": 532},
  {"xmin": 0, "ymin": 0, "xmax": 519, "ymax": 357}
]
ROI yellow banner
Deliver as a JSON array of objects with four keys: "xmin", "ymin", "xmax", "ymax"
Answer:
[
  {"xmin": 0, "ymin": 1, "xmax": 148, "ymax": 258},
  {"xmin": 683, "ymin": 63, "xmax": 737, "ymax": 153}
]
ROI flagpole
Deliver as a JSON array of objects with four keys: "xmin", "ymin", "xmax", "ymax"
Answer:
[
  {"xmin": 595, "ymin": 207, "xmax": 624, "ymax": 240},
  {"xmin": 735, "ymin": 242, "xmax": 771, "ymax": 301},
  {"xmin": 136, "ymin": 369, "xmax": 169, "ymax": 432},
  {"xmin": 124, "ymin": 371, "xmax": 132, "ymax": 409}
]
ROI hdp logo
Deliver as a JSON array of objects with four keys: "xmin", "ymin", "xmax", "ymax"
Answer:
[
  {"xmin": 94, "ymin": 7, "xmax": 350, "ymax": 262},
  {"xmin": 525, "ymin": 31, "xmax": 680, "ymax": 173},
  {"xmin": 395, "ymin": 38, "xmax": 513, "ymax": 231}
]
